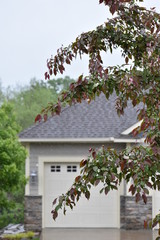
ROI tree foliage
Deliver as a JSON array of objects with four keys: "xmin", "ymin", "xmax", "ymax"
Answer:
[
  {"xmin": 6, "ymin": 77, "xmax": 74, "ymax": 130},
  {"xmin": 7, "ymin": 78, "xmax": 57, "ymax": 130},
  {"xmin": 36, "ymin": 0, "xmax": 160, "ymax": 234},
  {"xmin": 0, "ymin": 103, "xmax": 27, "ymax": 210},
  {"xmin": 48, "ymin": 76, "xmax": 75, "ymax": 93},
  {"xmin": 0, "ymin": 82, "xmax": 5, "ymax": 105}
]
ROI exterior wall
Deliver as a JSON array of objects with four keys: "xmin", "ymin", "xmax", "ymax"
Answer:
[
  {"xmin": 24, "ymin": 196, "xmax": 42, "ymax": 232},
  {"xmin": 29, "ymin": 142, "xmax": 125, "ymax": 195},
  {"xmin": 120, "ymin": 196, "xmax": 152, "ymax": 229}
]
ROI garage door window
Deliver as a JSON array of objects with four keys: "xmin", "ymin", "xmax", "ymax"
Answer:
[
  {"xmin": 67, "ymin": 165, "xmax": 77, "ymax": 172},
  {"xmin": 51, "ymin": 165, "xmax": 61, "ymax": 172}
]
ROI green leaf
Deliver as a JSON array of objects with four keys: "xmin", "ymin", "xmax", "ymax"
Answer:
[{"xmin": 93, "ymin": 166, "xmax": 98, "ymax": 172}]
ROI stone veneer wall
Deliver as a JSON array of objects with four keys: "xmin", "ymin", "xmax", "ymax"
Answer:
[
  {"xmin": 24, "ymin": 196, "xmax": 42, "ymax": 232},
  {"xmin": 120, "ymin": 196, "xmax": 152, "ymax": 229}
]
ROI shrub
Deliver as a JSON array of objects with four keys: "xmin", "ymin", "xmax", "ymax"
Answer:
[
  {"xmin": 3, "ymin": 231, "xmax": 35, "ymax": 239},
  {"xmin": 0, "ymin": 203, "xmax": 24, "ymax": 229}
]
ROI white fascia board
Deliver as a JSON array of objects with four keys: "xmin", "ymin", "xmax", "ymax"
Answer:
[
  {"xmin": 19, "ymin": 137, "xmax": 145, "ymax": 143},
  {"xmin": 121, "ymin": 120, "xmax": 143, "ymax": 135},
  {"xmin": 113, "ymin": 138, "xmax": 145, "ymax": 143},
  {"xmin": 19, "ymin": 137, "xmax": 115, "ymax": 143}
]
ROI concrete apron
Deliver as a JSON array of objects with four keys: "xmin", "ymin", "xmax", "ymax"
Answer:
[{"xmin": 41, "ymin": 228, "xmax": 159, "ymax": 240}]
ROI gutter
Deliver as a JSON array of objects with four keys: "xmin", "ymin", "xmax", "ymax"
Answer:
[{"xmin": 19, "ymin": 137, "xmax": 144, "ymax": 143}]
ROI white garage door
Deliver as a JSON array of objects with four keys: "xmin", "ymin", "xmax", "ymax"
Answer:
[
  {"xmin": 153, "ymin": 189, "xmax": 160, "ymax": 229},
  {"xmin": 44, "ymin": 163, "xmax": 119, "ymax": 228}
]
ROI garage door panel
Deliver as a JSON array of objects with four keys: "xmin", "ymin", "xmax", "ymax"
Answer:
[
  {"xmin": 44, "ymin": 163, "xmax": 119, "ymax": 228},
  {"xmin": 153, "ymin": 189, "xmax": 160, "ymax": 229}
]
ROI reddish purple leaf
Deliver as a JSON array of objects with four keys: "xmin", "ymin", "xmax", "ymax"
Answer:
[
  {"xmin": 49, "ymin": 69, "xmax": 52, "ymax": 75},
  {"xmin": 92, "ymin": 151, "xmax": 96, "ymax": 159},
  {"xmin": 54, "ymin": 68, "xmax": 57, "ymax": 76},
  {"xmin": 77, "ymin": 75, "xmax": 83, "ymax": 85},
  {"xmin": 120, "ymin": 161, "xmax": 125, "ymax": 171},
  {"xmin": 85, "ymin": 191, "xmax": 90, "ymax": 200},
  {"xmin": 35, "ymin": 114, "xmax": 42, "ymax": 123},
  {"xmin": 132, "ymin": 186, "xmax": 136, "ymax": 195},
  {"xmin": 71, "ymin": 194, "xmax": 75, "ymax": 202},
  {"xmin": 95, "ymin": 179, "xmax": 100, "ymax": 186},
  {"xmin": 52, "ymin": 198, "xmax": 57, "ymax": 206},
  {"xmin": 80, "ymin": 159, "xmax": 87, "ymax": 168},
  {"xmin": 144, "ymin": 220, "xmax": 148, "ymax": 229},
  {"xmin": 152, "ymin": 220, "xmax": 158, "ymax": 228},
  {"xmin": 69, "ymin": 83, "xmax": 75, "ymax": 91},
  {"xmin": 51, "ymin": 210, "xmax": 58, "ymax": 220},
  {"xmin": 66, "ymin": 58, "xmax": 71, "ymax": 64},
  {"xmin": 136, "ymin": 192, "xmax": 141, "ymax": 202},
  {"xmin": 75, "ymin": 175, "xmax": 81, "ymax": 183},
  {"xmin": 125, "ymin": 56, "xmax": 129, "ymax": 64},
  {"xmin": 105, "ymin": 187, "xmax": 109, "ymax": 195},
  {"xmin": 44, "ymin": 72, "xmax": 48, "ymax": 80},
  {"xmin": 70, "ymin": 188, "xmax": 75, "ymax": 195},
  {"xmin": 146, "ymin": 182, "xmax": 152, "ymax": 188},
  {"xmin": 111, "ymin": 173, "xmax": 115, "ymax": 181},
  {"xmin": 142, "ymin": 193, "xmax": 147, "ymax": 204},
  {"xmin": 89, "ymin": 148, "xmax": 92, "ymax": 152},
  {"xmin": 132, "ymin": 128, "xmax": 139, "ymax": 137},
  {"xmin": 55, "ymin": 101, "xmax": 61, "ymax": 115},
  {"xmin": 129, "ymin": 184, "xmax": 133, "ymax": 192},
  {"xmin": 43, "ymin": 114, "xmax": 48, "ymax": 122}
]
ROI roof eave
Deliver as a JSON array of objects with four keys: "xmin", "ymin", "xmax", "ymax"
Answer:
[{"xmin": 19, "ymin": 137, "xmax": 145, "ymax": 143}]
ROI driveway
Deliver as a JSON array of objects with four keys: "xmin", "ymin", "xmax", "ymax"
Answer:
[{"xmin": 41, "ymin": 228, "xmax": 158, "ymax": 240}]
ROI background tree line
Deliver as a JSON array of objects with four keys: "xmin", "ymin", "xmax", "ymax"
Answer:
[{"xmin": 1, "ymin": 76, "xmax": 74, "ymax": 130}]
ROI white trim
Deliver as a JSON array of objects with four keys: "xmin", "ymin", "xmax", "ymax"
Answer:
[
  {"xmin": 113, "ymin": 138, "xmax": 145, "ymax": 143},
  {"xmin": 125, "ymin": 143, "xmax": 132, "ymax": 196},
  {"xmin": 25, "ymin": 144, "xmax": 30, "ymax": 195},
  {"xmin": 19, "ymin": 137, "xmax": 114, "ymax": 143},
  {"xmin": 121, "ymin": 120, "xmax": 143, "ymax": 135},
  {"xmin": 19, "ymin": 137, "xmax": 144, "ymax": 143}
]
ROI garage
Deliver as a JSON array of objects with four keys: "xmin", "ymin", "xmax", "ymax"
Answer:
[
  {"xmin": 44, "ymin": 162, "xmax": 120, "ymax": 228},
  {"xmin": 20, "ymin": 94, "xmax": 154, "ymax": 231}
]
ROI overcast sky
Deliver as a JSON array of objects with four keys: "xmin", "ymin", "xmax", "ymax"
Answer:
[{"xmin": 0, "ymin": 0, "xmax": 160, "ymax": 89}]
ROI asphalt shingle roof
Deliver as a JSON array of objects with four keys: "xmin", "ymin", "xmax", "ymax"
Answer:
[{"xmin": 19, "ymin": 94, "xmax": 141, "ymax": 139}]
